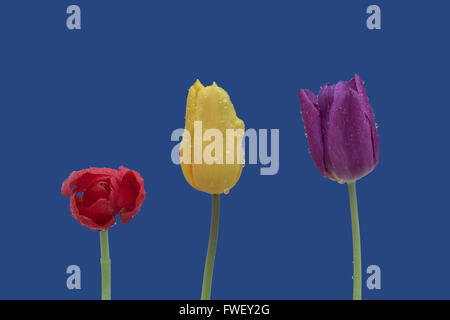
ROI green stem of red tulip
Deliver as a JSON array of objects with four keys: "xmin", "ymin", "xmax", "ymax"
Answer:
[
  {"xmin": 201, "ymin": 194, "xmax": 220, "ymax": 300},
  {"xmin": 100, "ymin": 230, "xmax": 111, "ymax": 300},
  {"xmin": 347, "ymin": 181, "xmax": 362, "ymax": 300}
]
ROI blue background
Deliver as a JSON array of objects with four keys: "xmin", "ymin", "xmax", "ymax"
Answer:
[{"xmin": 0, "ymin": 0, "xmax": 448, "ymax": 299}]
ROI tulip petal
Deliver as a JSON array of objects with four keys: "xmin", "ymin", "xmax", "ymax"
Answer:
[
  {"xmin": 181, "ymin": 80, "xmax": 204, "ymax": 192},
  {"xmin": 61, "ymin": 168, "xmax": 117, "ymax": 196},
  {"xmin": 348, "ymin": 75, "xmax": 370, "ymax": 112},
  {"xmin": 369, "ymin": 118, "xmax": 379, "ymax": 164},
  {"xmin": 299, "ymin": 89, "xmax": 329, "ymax": 178},
  {"xmin": 326, "ymin": 88, "xmax": 376, "ymax": 182},
  {"xmin": 82, "ymin": 182, "xmax": 112, "ymax": 207},
  {"xmin": 317, "ymin": 84, "xmax": 335, "ymax": 115},
  {"xmin": 71, "ymin": 196, "xmax": 116, "ymax": 230},
  {"xmin": 116, "ymin": 167, "xmax": 146, "ymax": 224},
  {"xmin": 351, "ymin": 74, "xmax": 379, "ymax": 164},
  {"xmin": 331, "ymin": 81, "xmax": 350, "ymax": 113}
]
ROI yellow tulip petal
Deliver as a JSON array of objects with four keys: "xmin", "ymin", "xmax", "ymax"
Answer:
[{"xmin": 181, "ymin": 80, "xmax": 204, "ymax": 192}]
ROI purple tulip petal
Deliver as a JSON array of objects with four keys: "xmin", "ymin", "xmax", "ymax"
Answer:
[
  {"xmin": 317, "ymin": 84, "xmax": 334, "ymax": 115},
  {"xmin": 348, "ymin": 75, "xmax": 372, "ymax": 118},
  {"xmin": 350, "ymin": 75, "xmax": 369, "ymax": 104},
  {"xmin": 370, "ymin": 120, "xmax": 379, "ymax": 164},
  {"xmin": 318, "ymin": 81, "xmax": 354, "ymax": 180},
  {"xmin": 326, "ymin": 87, "xmax": 376, "ymax": 182},
  {"xmin": 299, "ymin": 89, "xmax": 328, "ymax": 178},
  {"xmin": 331, "ymin": 81, "xmax": 350, "ymax": 110},
  {"xmin": 350, "ymin": 74, "xmax": 379, "ymax": 164}
]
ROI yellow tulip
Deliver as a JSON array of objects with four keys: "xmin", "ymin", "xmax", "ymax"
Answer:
[
  {"xmin": 179, "ymin": 80, "xmax": 245, "ymax": 299},
  {"xmin": 180, "ymin": 80, "xmax": 245, "ymax": 195}
]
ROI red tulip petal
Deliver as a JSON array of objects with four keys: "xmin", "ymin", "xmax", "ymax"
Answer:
[
  {"xmin": 82, "ymin": 182, "xmax": 112, "ymax": 207},
  {"xmin": 61, "ymin": 168, "xmax": 117, "ymax": 196},
  {"xmin": 116, "ymin": 167, "xmax": 146, "ymax": 224},
  {"xmin": 70, "ymin": 196, "xmax": 117, "ymax": 231}
]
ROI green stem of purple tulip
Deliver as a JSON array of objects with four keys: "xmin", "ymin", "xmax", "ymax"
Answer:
[
  {"xmin": 100, "ymin": 230, "xmax": 111, "ymax": 300},
  {"xmin": 347, "ymin": 181, "xmax": 362, "ymax": 300},
  {"xmin": 201, "ymin": 194, "xmax": 220, "ymax": 300}
]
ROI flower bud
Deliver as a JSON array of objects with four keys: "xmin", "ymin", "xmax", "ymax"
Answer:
[
  {"xmin": 299, "ymin": 75, "xmax": 379, "ymax": 183},
  {"xmin": 181, "ymin": 80, "xmax": 245, "ymax": 194}
]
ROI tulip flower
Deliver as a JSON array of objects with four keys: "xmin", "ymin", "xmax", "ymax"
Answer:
[
  {"xmin": 61, "ymin": 166, "xmax": 146, "ymax": 299},
  {"xmin": 299, "ymin": 74, "xmax": 379, "ymax": 299},
  {"xmin": 180, "ymin": 80, "xmax": 245, "ymax": 299}
]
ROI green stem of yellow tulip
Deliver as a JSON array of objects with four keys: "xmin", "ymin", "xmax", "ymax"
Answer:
[
  {"xmin": 201, "ymin": 194, "xmax": 220, "ymax": 300},
  {"xmin": 347, "ymin": 181, "xmax": 362, "ymax": 300},
  {"xmin": 100, "ymin": 230, "xmax": 111, "ymax": 300}
]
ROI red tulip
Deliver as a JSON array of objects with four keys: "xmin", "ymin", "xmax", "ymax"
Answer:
[{"xmin": 61, "ymin": 167, "xmax": 146, "ymax": 230}]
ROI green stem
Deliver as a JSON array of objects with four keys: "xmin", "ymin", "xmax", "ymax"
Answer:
[
  {"xmin": 201, "ymin": 194, "xmax": 220, "ymax": 300},
  {"xmin": 347, "ymin": 181, "xmax": 362, "ymax": 300},
  {"xmin": 100, "ymin": 230, "xmax": 111, "ymax": 300}
]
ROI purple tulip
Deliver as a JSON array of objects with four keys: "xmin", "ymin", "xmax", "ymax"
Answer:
[{"xmin": 299, "ymin": 75, "xmax": 379, "ymax": 183}]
